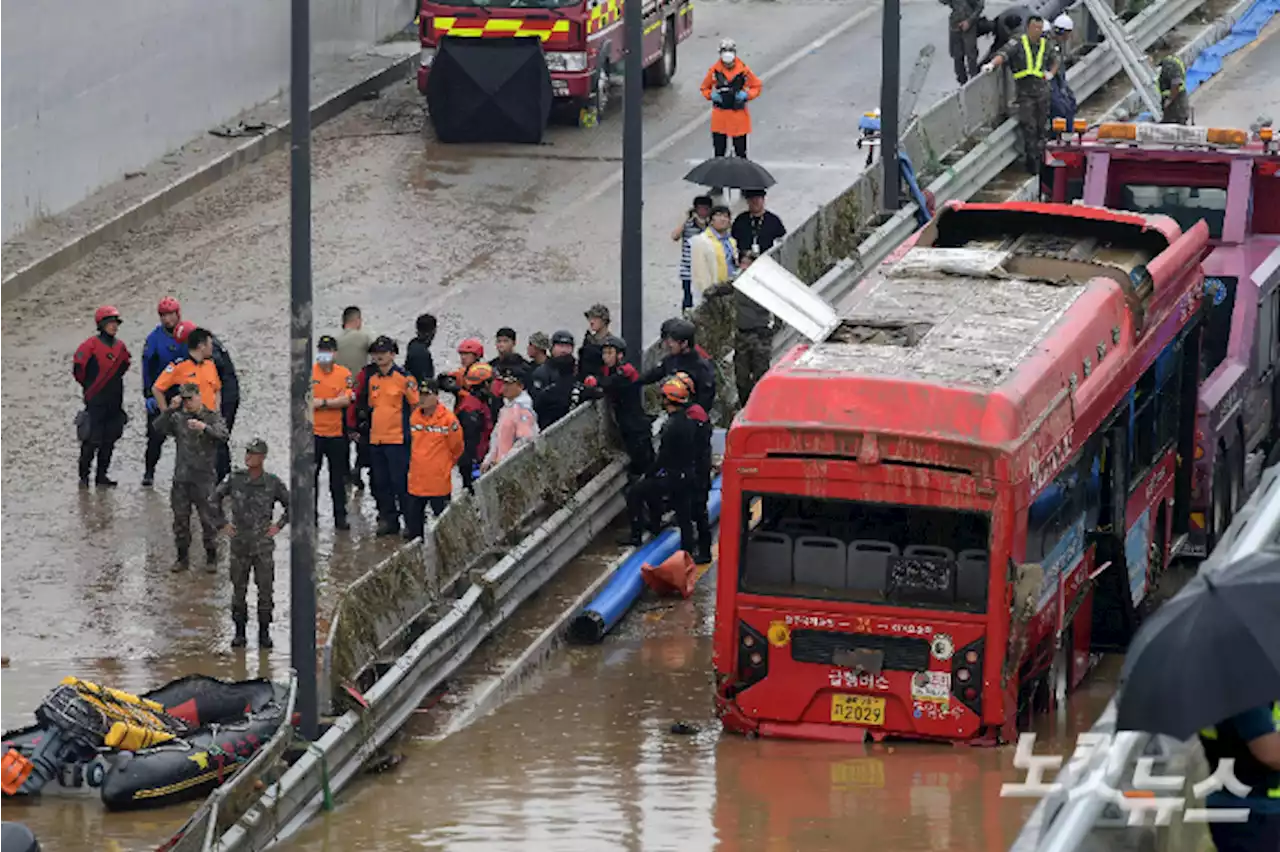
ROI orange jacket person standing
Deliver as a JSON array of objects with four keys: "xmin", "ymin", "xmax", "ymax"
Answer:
[
  {"xmin": 313, "ymin": 335, "xmax": 355, "ymax": 531},
  {"xmin": 152, "ymin": 327, "xmax": 222, "ymax": 417},
  {"xmin": 700, "ymin": 38, "xmax": 761, "ymax": 162},
  {"xmin": 405, "ymin": 378, "xmax": 464, "ymax": 540},
  {"xmin": 363, "ymin": 335, "xmax": 420, "ymax": 536}
]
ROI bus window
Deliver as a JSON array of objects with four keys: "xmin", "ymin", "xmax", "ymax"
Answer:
[
  {"xmin": 1201, "ymin": 276, "xmax": 1239, "ymax": 379},
  {"xmin": 738, "ymin": 494, "xmax": 991, "ymax": 612},
  {"xmin": 1118, "ymin": 185, "xmax": 1228, "ymax": 239},
  {"xmin": 1155, "ymin": 342, "xmax": 1184, "ymax": 456},
  {"xmin": 1027, "ymin": 436, "xmax": 1102, "ymax": 561}
]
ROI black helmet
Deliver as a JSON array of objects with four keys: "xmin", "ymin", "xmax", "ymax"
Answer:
[
  {"xmin": 601, "ymin": 334, "xmax": 626, "ymax": 352},
  {"xmin": 551, "ymin": 329, "xmax": 575, "ymax": 346},
  {"xmin": 659, "ymin": 317, "xmax": 680, "ymax": 339},
  {"xmin": 666, "ymin": 319, "xmax": 697, "ymax": 344}
]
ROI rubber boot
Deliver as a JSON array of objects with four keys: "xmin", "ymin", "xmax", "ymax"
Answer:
[
  {"xmin": 258, "ymin": 622, "xmax": 273, "ymax": 650},
  {"xmin": 95, "ymin": 444, "xmax": 117, "ymax": 487},
  {"xmin": 231, "ymin": 621, "xmax": 248, "ymax": 648},
  {"xmin": 172, "ymin": 547, "xmax": 190, "ymax": 573},
  {"xmin": 205, "ymin": 546, "xmax": 219, "ymax": 573}
]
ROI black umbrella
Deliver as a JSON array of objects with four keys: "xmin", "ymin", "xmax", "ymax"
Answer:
[
  {"xmin": 1116, "ymin": 551, "xmax": 1280, "ymax": 738},
  {"xmin": 684, "ymin": 157, "xmax": 776, "ymax": 191}
]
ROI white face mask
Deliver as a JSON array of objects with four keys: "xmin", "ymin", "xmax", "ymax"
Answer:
[
  {"xmin": 317, "ymin": 352, "xmax": 334, "ymax": 365},
  {"xmin": 721, "ymin": 51, "xmax": 736, "ymax": 65}
]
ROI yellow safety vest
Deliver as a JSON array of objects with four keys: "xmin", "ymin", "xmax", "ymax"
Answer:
[
  {"xmin": 1160, "ymin": 56, "xmax": 1186, "ymax": 96},
  {"xmin": 1013, "ymin": 35, "xmax": 1047, "ymax": 80},
  {"xmin": 1200, "ymin": 703, "xmax": 1280, "ymax": 799}
]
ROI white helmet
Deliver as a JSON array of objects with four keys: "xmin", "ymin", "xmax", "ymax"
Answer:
[
  {"xmin": 719, "ymin": 37, "xmax": 737, "ymax": 52},
  {"xmin": 1052, "ymin": 13, "xmax": 1074, "ymax": 32}
]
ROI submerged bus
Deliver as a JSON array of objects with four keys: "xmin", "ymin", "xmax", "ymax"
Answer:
[
  {"xmin": 714, "ymin": 202, "xmax": 1209, "ymax": 745},
  {"xmin": 1044, "ymin": 121, "xmax": 1280, "ymax": 555}
]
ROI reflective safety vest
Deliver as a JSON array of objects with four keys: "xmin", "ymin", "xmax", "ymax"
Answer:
[
  {"xmin": 1160, "ymin": 56, "xmax": 1187, "ymax": 96},
  {"xmin": 1013, "ymin": 35, "xmax": 1048, "ymax": 80},
  {"xmin": 1199, "ymin": 703, "xmax": 1280, "ymax": 800}
]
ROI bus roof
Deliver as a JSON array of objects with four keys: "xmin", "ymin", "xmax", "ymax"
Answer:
[{"xmin": 736, "ymin": 202, "xmax": 1206, "ymax": 460}]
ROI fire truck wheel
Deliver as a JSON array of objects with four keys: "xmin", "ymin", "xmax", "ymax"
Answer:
[
  {"xmin": 577, "ymin": 64, "xmax": 610, "ymax": 127},
  {"xmin": 643, "ymin": 20, "xmax": 677, "ymax": 88}
]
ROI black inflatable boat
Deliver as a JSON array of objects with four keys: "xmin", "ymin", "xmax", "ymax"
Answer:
[{"xmin": 2, "ymin": 674, "xmax": 293, "ymax": 810}]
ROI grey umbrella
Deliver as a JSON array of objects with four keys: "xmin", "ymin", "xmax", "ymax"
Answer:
[{"xmin": 1116, "ymin": 551, "xmax": 1280, "ymax": 738}]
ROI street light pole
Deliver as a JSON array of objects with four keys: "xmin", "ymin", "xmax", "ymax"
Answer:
[
  {"xmin": 881, "ymin": 0, "xmax": 901, "ymax": 211},
  {"xmin": 289, "ymin": 0, "xmax": 319, "ymax": 741},
  {"xmin": 620, "ymin": 0, "xmax": 644, "ymax": 350}
]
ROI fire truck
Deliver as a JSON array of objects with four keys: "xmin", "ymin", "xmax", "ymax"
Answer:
[
  {"xmin": 1044, "ymin": 120, "xmax": 1280, "ymax": 556},
  {"xmin": 417, "ymin": 0, "xmax": 692, "ymax": 125},
  {"xmin": 713, "ymin": 201, "xmax": 1208, "ymax": 744}
]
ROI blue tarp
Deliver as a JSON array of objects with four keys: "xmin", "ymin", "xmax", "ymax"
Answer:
[{"xmin": 1184, "ymin": 0, "xmax": 1280, "ymax": 95}]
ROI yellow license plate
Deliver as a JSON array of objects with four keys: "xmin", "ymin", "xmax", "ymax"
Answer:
[{"xmin": 830, "ymin": 694, "xmax": 886, "ymax": 726}]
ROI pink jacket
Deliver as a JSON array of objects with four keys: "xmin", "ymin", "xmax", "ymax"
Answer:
[{"xmin": 483, "ymin": 391, "xmax": 539, "ymax": 468}]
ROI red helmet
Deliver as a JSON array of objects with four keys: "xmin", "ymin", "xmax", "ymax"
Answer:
[
  {"xmin": 457, "ymin": 338, "xmax": 485, "ymax": 357},
  {"xmin": 174, "ymin": 320, "xmax": 197, "ymax": 343},
  {"xmin": 157, "ymin": 296, "xmax": 181, "ymax": 316},
  {"xmin": 95, "ymin": 305, "xmax": 122, "ymax": 325}
]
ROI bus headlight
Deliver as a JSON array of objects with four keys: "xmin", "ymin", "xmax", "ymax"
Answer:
[
  {"xmin": 544, "ymin": 51, "xmax": 588, "ymax": 72},
  {"xmin": 737, "ymin": 622, "xmax": 769, "ymax": 691}
]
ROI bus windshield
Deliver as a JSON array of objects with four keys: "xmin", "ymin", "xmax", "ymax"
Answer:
[
  {"xmin": 738, "ymin": 494, "xmax": 991, "ymax": 613},
  {"xmin": 1117, "ymin": 184, "xmax": 1228, "ymax": 240}
]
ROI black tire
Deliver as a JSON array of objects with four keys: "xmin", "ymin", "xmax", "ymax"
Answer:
[
  {"xmin": 643, "ymin": 20, "xmax": 677, "ymax": 88},
  {"xmin": 578, "ymin": 62, "xmax": 610, "ymax": 127}
]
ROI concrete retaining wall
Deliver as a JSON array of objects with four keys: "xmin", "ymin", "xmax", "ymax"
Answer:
[{"xmin": 0, "ymin": 0, "xmax": 415, "ymax": 241}]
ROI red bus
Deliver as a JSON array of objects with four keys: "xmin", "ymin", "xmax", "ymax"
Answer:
[
  {"xmin": 1044, "ymin": 121, "xmax": 1280, "ymax": 556},
  {"xmin": 714, "ymin": 202, "xmax": 1209, "ymax": 745}
]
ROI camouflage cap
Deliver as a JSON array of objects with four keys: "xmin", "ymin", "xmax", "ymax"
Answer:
[
  {"xmin": 528, "ymin": 331, "xmax": 551, "ymax": 352},
  {"xmin": 245, "ymin": 437, "xmax": 269, "ymax": 455},
  {"xmin": 584, "ymin": 303, "xmax": 611, "ymax": 322},
  {"xmin": 178, "ymin": 383, "xmax": 201, "ymax": 399}
]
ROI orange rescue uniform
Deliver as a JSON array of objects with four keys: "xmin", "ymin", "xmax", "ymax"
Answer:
[
  {"xmin": 368, "ymin": 366, "xmax": 420, "ymax": 445},
  {"xmin": 312, "ymin": 363, "xmax": 354, "ymax": 437},
  {"xmin": 700, "ymin": 60, "xmax": 762, "ymax": 138},
  {"xmin": 408, "ymin": 405, "xmax": 464, "ymax": 498},
  {"xmin": 153, "ymin": 358, "xmax": 222, "ymax": 411}
]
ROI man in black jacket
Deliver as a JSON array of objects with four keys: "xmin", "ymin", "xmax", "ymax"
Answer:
[
  {"xmin": 211, "ymin": 333, "xmax": 241, "ymax": 483},
  {"xmin": 582, "ymin": 335, "xmax": 652, "ymax": 480},
  {"xmin": 621, "ymin": 375, "xmax": 700, "ymax": 549},
  {"xmin": 530, "ymin": 330, "xmax": 581, "ymax": 429},
  {"xmin": 640, "ymin": 319, "xmax": 716, "ymax": 413},
  {"xmin": 405, "ymin": 313, "xmax": 437, "ymax": 386},
  {"xmin": 730, "ymin": 189, "xmax": 786, "ymax": 256}
]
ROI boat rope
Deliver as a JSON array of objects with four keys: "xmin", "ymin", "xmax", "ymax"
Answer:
[{"xmin": 308, "ymin": 742, "xmax": 334, "ymax": 811}]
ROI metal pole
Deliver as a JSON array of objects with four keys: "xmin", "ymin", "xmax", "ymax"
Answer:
[
  {"xmin": 880, "ymin": 0, "xmax": 901, "ymax": 211},
  {"xmin": 620, "ymin": 0, "xmax": 644, "ymax": 349},
  {"xmin": 290, "ymin": 0, "xmax": 318, "ymax": 741}
]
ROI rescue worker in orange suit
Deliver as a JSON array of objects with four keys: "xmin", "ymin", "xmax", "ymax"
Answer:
[
  {"xmin": 74, "ymin": 306, "xmax": 132, "ymax": 487},
  {"xmin": 152, "ymin": 327, "xmax": 222, "ymax": 418},
  {"xmin": 313, "ymin": 335, "xmax": 355, "ymax": 531},
  {"xmin": 700, "ymin": 38, "xmax": 761, "ymax": 168},
  {"xmin": 359, "ymin": 336, "xmax": 420, "ymax": 536},
  {"xmin": 455, "ymin": 362, "xmax": 496, "ymax": 494},
  {"xmin": 405, "ymin": 378, "xmax": 465, "ymax": 540},
  {"xmin": 621, "ymin": 375, "xmax": 701, "ymax": 550},
  {"xmin": 141, "ymin": 296, "xmax": 187, "ymax": 486},
  {"xmin": 581, "ymin": 335, "xmax": 652, "ymax": 482}
]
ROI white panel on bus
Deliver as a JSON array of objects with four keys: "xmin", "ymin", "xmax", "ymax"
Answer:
[{"xmin": 732, "ymin": 254, "xmax": 841, "ymax": 344}]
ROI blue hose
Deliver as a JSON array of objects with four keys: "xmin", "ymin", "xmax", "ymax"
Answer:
[{"xmin": 568, "ymin": 479, "xmax": 723, "ymax": 644}]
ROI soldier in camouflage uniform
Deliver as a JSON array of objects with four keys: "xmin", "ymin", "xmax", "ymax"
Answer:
[
  {"xmin": 941, "ymin": 0, "xmax": 984, "ymax": 85},
  {"xmin": 1158, "ymin": 55, "xmax": 1190, "ymax": 125},
  {"xmin": 214, "ymin": 438, "xmax": 290, "ymax": 649},
  {"xmin": 986, "ymin": 15, "xmax": 1060, "ymax": 174},
  {"xmin": 155, "ymin": 383, "xmax": 229, "ymax": 572}
]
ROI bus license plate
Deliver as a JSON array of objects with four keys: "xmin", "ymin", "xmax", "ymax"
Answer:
[{"xmin": 830, "ymin": 694, "xmax": 885, "ymax": 726}]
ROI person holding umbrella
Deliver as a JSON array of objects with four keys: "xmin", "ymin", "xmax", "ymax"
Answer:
[
  {"xmin": 700, "ymin": 39, "xmax": 761, "ymax": 167},
  {"xmin": 1116, "ymin": 550, "xmax": 1280, "ymax": 849}
]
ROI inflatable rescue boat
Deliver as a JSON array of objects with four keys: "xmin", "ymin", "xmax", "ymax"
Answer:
[{"xmin": 2, "ymin": 674, "xmax": 293, "ymax": 810}]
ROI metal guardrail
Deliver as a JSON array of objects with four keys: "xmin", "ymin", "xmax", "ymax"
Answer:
[{"xmin": 1009, "ymin": 475, "xmax": 1280, "ymax": 852}]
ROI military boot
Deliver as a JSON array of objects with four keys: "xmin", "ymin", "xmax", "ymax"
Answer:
[
  {"xmin": 231, "ymin": 621, "xmax": 248, "ymax": 648},
  {"xmin": 172, "ymin": 547, "xmax": 190, "ymax": 573},
  {"xmin": 258, "ymin": 622, "xmax": 274, "ymax": 650}
]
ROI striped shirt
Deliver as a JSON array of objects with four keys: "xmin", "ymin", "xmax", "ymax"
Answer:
[{"xmin": 679, "ymin": 217, "xmax": 704, "ymax": 281}]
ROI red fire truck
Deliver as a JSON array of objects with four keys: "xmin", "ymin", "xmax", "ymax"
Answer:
[
  {"xmin": 713, "ymin": 201, "xmax": 1209, "ymax": 745},
  {"xmin": 417, "ymin": 0, "xmax": 692, "ymax": 125},
  {"xmin": 1044, "ymin": 120, "xmax": 1280, "ymax": 557}
]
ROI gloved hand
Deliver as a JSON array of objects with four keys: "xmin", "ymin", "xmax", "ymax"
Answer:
[
  {"xmin": 472, "ymin": 463, "xmax": 482, "ymax": 481},
  {"xmin": 711, "ymin": 91, "xmax": 723, "ymax": 106},
  {"xmin": 146, "ymin": 397, "xmax": 159, "ymax": 415},
  {"xmin": 583, "ymin": 376, "xmax": 599, "ymax": 388},
  {"xmin": 735, "ymin": 90, "xmax": 748, "ymax": 104}
]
